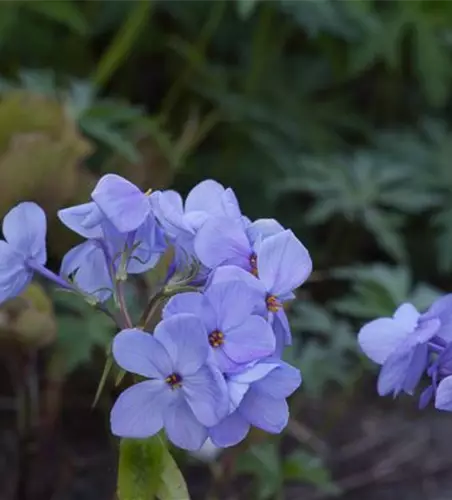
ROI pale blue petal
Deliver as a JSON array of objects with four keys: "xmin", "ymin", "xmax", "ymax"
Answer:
[
  {"xmin": 205, "ymin": 280, "xmax": 261, "ymax": 331},
  {"xmin": 183, "ymin": 365, "xmax": 228, "ymax": 426},
  {"xmin": 221, "ymin": 188, "xmax": 242, "ymax": 220},
  {"xmin": 57, "ymin": 202, "xmax": 104, "ymax": 239},
  {"xmin": 419, "ymin": 385, "xmax": 434, "ymax": 410},
  {"xmin": 402, "ymin": 343, "xmax": 429, "ymax": 394},
  {"xmin": 223, "ymin": 315, "xmax": 275, "ymax": 363},
  {"xmin": 110, "ymin": 380, "xmax": 171, "ymax": 438},
  {"xmin": 164, "ymin": 396, "xmax": 208, "ymax": 450},
  {"xmin": 63, "ymin": 241, "xmax": 112, "ymax": 301},
  {"xmin": 209, "ymin": 411, "xmax": 250, "ymax": 448},
  {"xmin": 246, "ymin": 218, "xmax": 284, "ymax": 247},
  {"xmin": 227, "ymin": 379, "xmax": 250, "ymax": 411},
  {"xmin": 435, "ymin": 376, "xmax": 452, "ymax": 411},
  {"xmin": 0, "ymin": 241, "xmax": 31, "ymax": 303},
  {"xmin": 195, "ymin": 217, "xmax": 251, "ymax": 270},
  {"xmin": 91, "ymin": 174, "xmax": 150, "ymax": 233},
  {"xmin": 239, "ymin": 390, "xmax": 289, "ymax": 433},
  {"xmin": 112, "ymin": 329, "xmax": 173, "ymax": 379},
  {"xmin": 162, "ymin": 292, "xmax": 205, "ymax": 320},
  {"xmin": 185, "ymin": 180, "xmax": 226, "ymax": 215},
  {"xmin": 150, "ymin": 190, "xmax": 189, "ymax": 239},
  {"xmin": 230, "ymin": 361, "xmax": 279, "ymax": 384},
  {"xmin": 154, "ymin": 314, "xmax": 209, "ymax": 376},
  {"xmin": 377, "ymin": 350, "xmax": 411, "ymax": 396},
  {"xmin": 210, "ymin": 265, "xmax": 267, "ymax": 315},
  {"xmin": 393, "ymin": 303, "xmax": 420, "ymax": 331},
  {"xmin": 3, "ymin": 202, "xmax": 47, "ymax": 263},
  {"xmin": 358, "ymin": 317, "xmax": 408, "ymax": 365},
  {"xmin": 252, "ymin": 361, "xmax": 301, "ymax": 398},
  {"xmin": 257, "ymin": 230, "xmax": 312, "ymax": 297},
  {"xmin": 128, "ymin": 216, "xmax": 166, "ymax": 274}
]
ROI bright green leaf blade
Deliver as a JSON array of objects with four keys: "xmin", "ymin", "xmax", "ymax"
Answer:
[
  {"xmin": 156, "ymin": 442, "xmax": 190, "ymax": 500},
  {"xmin": 25, "ymin": 0, "xmax": 88, "ymax": 35},
  {"xmin": 118, "ymin": 436, "xmax": 190, "ymax": 500}
]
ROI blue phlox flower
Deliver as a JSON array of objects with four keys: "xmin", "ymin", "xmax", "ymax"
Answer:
[
  {"xmin": 0, "ymin": 202, "xmax": 47, "ymax": 303},
  {"xmin": 59, "ymin": 174, "xmax": 152, "ymax": 236},
  {"xmin": 61, "ymin": 216, "xmax": 165, "ymax": 301},
  {"xmin": 209, "ymin": 359, "xmax": 301, "ymax": 447},
  {"xmin": 163, "ymin": 280, "xmax": 276, "ymax": 372},
  {"xmin": 150, "ymin": 180, "xmax": 244, "ymax": 253},
  {"xmin": 207, "ymin": 229, "xmax": 312, "ymax": 347},
  {"xmin": 110, "ymin": 313, "xmax": 229, "ymax": 450},
  {"xmin": 358, "ymin": 302, "xmax": 442, "ymax": 397}
]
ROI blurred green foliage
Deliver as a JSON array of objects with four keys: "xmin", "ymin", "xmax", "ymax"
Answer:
[{"xmin": 1, "ymin": 0, "xmax": 452, "ymax": 497}]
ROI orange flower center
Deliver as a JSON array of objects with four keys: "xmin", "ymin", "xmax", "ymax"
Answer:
[
  {"xmin": 266, "ymin": 295, "xmax": 281, "ymax": 312},
  {"xmin": 165, "ymin": 372, "xmax": 182, "ymax": 389},
  {"xmin": 209, "ymin": 330, "xmax": 225, "ymax": 348}
]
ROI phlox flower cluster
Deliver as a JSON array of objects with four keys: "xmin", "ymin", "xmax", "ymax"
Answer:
[
  {"xmin": 358, "ymin": 296, "xmax": 452, "ymax": 412},
  {"xmin": 0, "ymin": 174, "xmax": 312, "ymax": 450}
]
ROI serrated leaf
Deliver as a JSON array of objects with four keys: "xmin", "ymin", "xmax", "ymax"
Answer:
[{"xmin": 118, "ymin": 435, "xmax": 189, "ymax": 500}]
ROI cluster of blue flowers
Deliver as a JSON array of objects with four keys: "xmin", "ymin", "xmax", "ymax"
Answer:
[
  {"xmin": 0, "ymin": 174, "xmax": 312, "ymax": 450},
  {"xmin": 358, "ymin": 296, "xmax": 452, "ymax": 411}
]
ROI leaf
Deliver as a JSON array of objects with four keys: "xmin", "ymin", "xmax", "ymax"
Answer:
[
  {"xmin": 93, "ymin": 0, "xmax": 153, "ymax": 87},
  {"xmin": 118, "ymin": 435, "xmax": 190, "ymax": 500},
  {"xmin": 283, "ymin": 451, "xmax": 340, "ymax": 495},
  {"xmin": 236, "ymin": 0, "xmax": 260, "ymax": 20},
  {"xmin": 24, "ymin": 0, "xmax": 88, "ymax": 35}
]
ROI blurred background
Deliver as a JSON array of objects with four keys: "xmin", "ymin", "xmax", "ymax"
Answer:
[{"xmin": 2, "ymin": 0, "xmax": 452, "ymax": 499}]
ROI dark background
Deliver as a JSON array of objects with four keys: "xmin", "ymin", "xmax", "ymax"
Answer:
[{"xmin": 1, "ymin": 1, "xmax": 452, "ymax": 499}]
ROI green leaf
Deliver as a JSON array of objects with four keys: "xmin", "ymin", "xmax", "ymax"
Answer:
[
  {"xmin": 118, "ymin": 435, "xmax": 190, "ymax": 500},
  {"xmin": 24, "ymin": 0, "xmax": 88, "ymax": 35},
  {"xmin": 93, "ymin": 0, "xmax": 152, "ymax": 87},
  {"xmin": 283, "ymin": 451, "xmax": 340, "ymax": 495},
  {"xmin": 236, "ymin": 0, "xmax": 260, "ymax": 20}
]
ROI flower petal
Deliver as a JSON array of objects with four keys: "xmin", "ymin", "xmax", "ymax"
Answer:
[
  {"xmin": 239, "ymin": 390, "xmax": 289, "ymax": 433},
  {"xmin": 3, "ymin": 202, "xmax": 47, "ymax": 263},
  {"xmin": 435, "ymin": 376, "xmax": 452, "ymax": 411},
  {"xmin": 419, "ymin": 385, "xmax": 434, "ymax": 410},
  {"xmin": 110, "ymin": 380, "xmax": 170, "ymax": 438},
  {"xmin": 154, "ymin": 314, "xmax": 209, "ymax": 376},
  {"xmin": 401, "ymin": 343, "xmax": 429, "ymax": 394},
  {"xmin": 377, "ymin": 350, "xmax": 411, "ymax": 396},
  {"xmin": 185, "ymin": 180, "xmax": 226, "ymax": 215},
  {"xmin": 0, "ymin": 241, "xmax": 31, "ymax": 303},
  {"xmin": 393, "ymin": 303, "xmax": 420, "ymax": 330},
  {"xmin": 150, "ymin": 190, "xmax": 188, "ymax": 239},
  {"xmin": 246, "ymin": 218, "xmax": 285, "ymax": 247},
  {"xmin": 210, "ymin": 265, "xmax": 267, "ymax": 314},
  {"xmin": 223, "ymin": 315, "xmax": 275, "ymax": 363},
  {"xmin": 183, "ymin": 365, "xmax": 228, "ymax": 426},
  {"xmin": 162, "ymin": 292, "xmax": 205, "ymax": 320},
  {"xmin": 423, "ymin": 294, "xmax": 452, "ymax": 342},
  {"xmin": 205, "ymin": 280, "xmax": 261, "ymax": 331},
  {"xmin": 164, "ymin": 397, "xmax": 208, "ymax": 450},
  {"xmin": 209, "ymin": 411, "xmax": 250, "ymax": 448},
  {"xmin": 91, "ymin": 174, "xmax": 150, "ymax": 233},
  {"xmin": 195, "ymin": 217, "xmax": 251, "ymax": 270},
  {"xmin": 61, "ymin": 241, "xmax": 112, "ymax": 301},
  {"xmin": 230, "ymin": 361, "xmax": 279, "ymax": 384},
  {"xmin": 358, "ymin": 317, "xmax": 408, "ymax": 365},
  {"xmin": 57, "ymin": 202, "xmax": 104, "ymax": 239},
  {"xmin": 257, "ymin": 230, "xmax": 312, "ymax": 296},
  {"xmin": 128, "ymin": 215, "xmax": 166, "ymax": 274},
  {"xmin": 252, "ymin": 361, "xmax": 301, "ymax": 398},
  {"xmin": 112, "ymin": 329, "xmax": 172, "ymax": 379}
]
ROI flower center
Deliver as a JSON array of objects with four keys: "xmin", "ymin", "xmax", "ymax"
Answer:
[
  {"xmin": 266, "ymin": 294, "xmax": 281, "ymax": 312},
  {"xmin": 209, "ymin": 330, "xmax": 225, "ymax": 348},
  {"xmin": 249, "ymin": 253, "xmax": 258, "ymax": 277},
  {"xmin": 165, "ymin": 372, "xmax": 182, "ymax": 389}
]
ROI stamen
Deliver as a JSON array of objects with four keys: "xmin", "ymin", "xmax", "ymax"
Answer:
[
  {"xmin": 249, "ymin": 253, "xmax": 258, "ymax": 277},
  {"xmin": 209, "ymin": 330, "xmax": 225, "ymax": 348},
  {"xmin": 145, "ymin": 188, "xmax": 152, "ymax": 196},
  {"xmin": 266, "ymin": 295, "xmax": 281, "ymax": 312},
  {"xmin": 165, "ymin": 372, "xmax": 182, "ymax": 389}
]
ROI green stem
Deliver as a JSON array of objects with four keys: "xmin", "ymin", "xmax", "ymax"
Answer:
[{"xmin": 159, "ymin": 0, "xmax": 226, "ymax": 121}]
